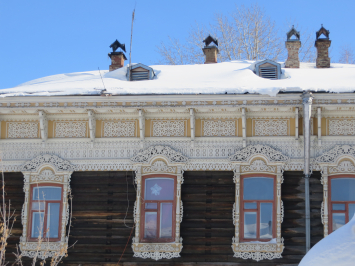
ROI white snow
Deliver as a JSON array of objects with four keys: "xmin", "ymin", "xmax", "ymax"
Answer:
[
  {"xmin": 299, "ymin": 214, "xmax": 355, "ymax": 266},
  {"xmin": 2, "ymin": 61, "xmax": 355, "ymax": 97}
]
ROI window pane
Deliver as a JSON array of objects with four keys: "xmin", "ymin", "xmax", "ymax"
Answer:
[
  {"xmin": 31, "ymin": 212, "xmax": 44, "ymax": 238},
  {"xmin": 144, "ymin": 212, "xmax": 157, "ymax": 239},
  {"xmin": 244, "ymin": 202, "xmax": 257, "ymax": 209},
  {"xmin": 33, "ymin": 187, "xmax": 62, "ymax": 201},
  {"xmin": 332, "ymin": 213, "xmax": 345, "ymax": 232},
  {"xmin": 47, "ymin": 203, "xmax": 60, "ymax": 238},
  {"xmin": 160, "ymin": 203, "xmax": 173, "ymax": 238},
  {"xmin": 145, "ymin": 203, "xmax": 157, "ymax": 209},
  {"xmin": 332, "ymin": 204, "xmax": 345, "ymax": 211},
  {"xmin": 260, "ymin": 203, "xmax": 273, "ymax": 239},
  {"xmin": 349, "ymin": 204, "xmax": 355, "ymax": 221},
  {"xmin": 331, "ymin": 178, "xmax": 355, "ymax": 201},
  {"xmin": 32, "ymin": 202, "xmax": 45, "ymax": 210},
  {"xmin": 145, "ymin": 178, "xmax": 174, "ymax": 200},
  {"xmin": 243, "ymin": 177, "xmax": 274, "ymax": 200},
  {"xmin": 244, "ymin": 212, "xmax": 257, "ymax": 239}
]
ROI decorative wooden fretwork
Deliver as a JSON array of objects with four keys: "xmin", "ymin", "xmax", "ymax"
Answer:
[
  {"xmin": 131, "ymin": 146, "xmax": 186, "ymax": 260},
  {"xmin": 230, "ymin": 145, "xmax": 287, "ymax": 261},
  {"xmin": 103, "ymin": 121, "xmax": 136, "ymax": 137},
  {"xmin": 328, "ymin": 119, "xmax": 355, "ymax": 136},
  {"xmin": 19, "ymin": 154, "xmax": 73, "ymax": 259},
  {"xmin": 55, "ymin": 121, "xmax": 87, "ymax": 138},
  {"xmin": 151, "ymin": 120, "xmax": 186, "ymax": 137},
  {"xmin": 202, "ymin": 120, "xmax": 236, "ymax": 137},
  {"xmin": 253, "ymin": 119, "xmax": 288, "ymax": 136},
  {"xmin": 7, "ymin": 122, "xmax": 39, "ymax": 139}
]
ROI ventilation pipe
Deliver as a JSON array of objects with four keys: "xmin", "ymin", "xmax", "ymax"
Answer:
[{"xmin": 302, "ymin": 91, "xmax": 313, "ymax": 253}]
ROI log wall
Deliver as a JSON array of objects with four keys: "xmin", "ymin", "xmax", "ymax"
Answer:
[{"xmin": 1, "ymin": 171, "xmax": 323, "ymax": 265}]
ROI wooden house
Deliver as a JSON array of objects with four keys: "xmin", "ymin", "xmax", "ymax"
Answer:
[{"xmin": 1, "ymin": 28, "xmax": 355, "ymax": 265}]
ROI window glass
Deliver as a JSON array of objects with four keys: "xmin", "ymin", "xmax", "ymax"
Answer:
[
  {"xmin": 244, "ymin": 212, "xmax": 257, "ymax": 239},
  {"xmin": 332, "ymin": 213, "xmax": 345, "ymax": 232},
  {"xmin": 349, "ymin": 204, "xmax": 355, "ymax": 221},
  {"xmin": 244, "ymin": 202, "xmax": 257, "ymax": 209},
  {"xmin": 331, "ymin": 178, "xmax": 355, "ymax": 201},
  {"xmin": 144, "ymin": 212, "xmax": 157, "ymax": 239},
  {"xmin": 332, "ymin": 204, "xmax": 345, "ymax": 211},
  {"xmin": 47, "ymin": 203, "xmax": 60, "ymax": 238},
  {"xmin": 32, "ymin": 202, "xmax": 45, "ymax": 211},
  {"xmin": 243, "ymin": 177, "xmax": 274, "ymax": 200},
  {"xmin": 31, "ymin": 212, "xmax": 44, "ymax": 238},
  {"xmin": 33, "ymin": 187, "xmax": 62, "ymax": 201},
  {"xmin": 145, "ymin": 178, "xmax": 174, "ymax": 200},
  {"xmin": 160, "ymin": 203, "xmax": 173, "ymax": 238},
  {"xmin": 260, "ymin": 203, "xmax": 273, "ymax": 239},
  {"xmin": 145, "ymin": 203, "xmax": 157, "ymax": 209}
]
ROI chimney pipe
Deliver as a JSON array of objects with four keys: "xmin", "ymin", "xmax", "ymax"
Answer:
[
  {"xmin": 202, "ymin": 35, "xmax": 219, "ymax": 64},
  {"xmin": 315, "ymin": 25, "xmax": 331, "ymax": 68},
  {"xmin": 285, "ymin": 26, "xmax": 301, "ymax": 68},
  {"xmin": 108, "ymin": 52, "xmax": 127, "ymax": 71}
]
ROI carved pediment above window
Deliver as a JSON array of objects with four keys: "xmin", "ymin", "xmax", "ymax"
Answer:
[
  {"xmin": 241, "ymin": 160, "xmax": 276, "ymax": 173},
  {"xmin": 229, "ymin": 145, "xmax": 289, "ymax": 163},
  {"xmin": 30, "ymin": 169, "xmax": 63, "ymax": 183},
  {"xmin": 142, "ymin": 160, "xmax": 176, "ymax": 174},
  {"xmin": 315, "ymin": 145, "xmax": 355, "ymax": 164},
  {"xmin": 131, "ymin": 145, "xmax": 188, "ymax": 164},
  {"xmin": 329, "ymin": 160, "xmax": 355, "ymax": 173},
  {"xmin": 20, "ymin": 154, "xmax": 74, "ymax": 173}
]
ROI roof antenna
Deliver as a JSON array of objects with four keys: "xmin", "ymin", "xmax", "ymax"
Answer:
[
  {"xmin": 129, "ymin": 7, "xmax": 135, "ymax": 81},
  {"xmin": 98, "ymin": 67, "xmax": 107, "ymax": 95}
]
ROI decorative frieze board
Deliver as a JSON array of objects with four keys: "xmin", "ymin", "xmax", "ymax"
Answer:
[
  {"xmin": 253, "ymin": 119, "xmax": 289, "ymax": 136},
  {"xmin": 202, "ymin": 120, "xmax": 236, "ymax": 137},
  {"xmin": 7, "ymin": 122, "xmax": 39, "ymax": 139},
  {"xmin": 102, "ymin": 121, "xmax": 137, "ymax": 137},
  {"xmin": 0, "ymin": 115, "xmax": 40, "ymax": 121},
  {"xmin": 151, "ymin": 120, "xmax": 186, "ymax": 137}
]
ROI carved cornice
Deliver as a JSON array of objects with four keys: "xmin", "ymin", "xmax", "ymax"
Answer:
[
  {"xmin": 229, "ymin": 145, "xmax": 289, "ymax": 163},
  {"xmin": 130, "ymin": 145, "xmax": 188, "ymax": 164},
  {"xmin": 20, "ymin": 154, "xmax": 74, "ymax": 172}
]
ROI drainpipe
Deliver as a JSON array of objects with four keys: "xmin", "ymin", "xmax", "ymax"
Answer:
[{"xmin": 302, "ymin": 91, "xmax": 313, "ymax": 253}]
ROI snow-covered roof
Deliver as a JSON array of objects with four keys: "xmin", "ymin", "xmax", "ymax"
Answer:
[
  {"xmin": 299, "ymin": 214, "xmax": 355, "ymax": 266},
  {"xmin": 2, "ymin": 61, "xmax": 355, "ymax": 97}
]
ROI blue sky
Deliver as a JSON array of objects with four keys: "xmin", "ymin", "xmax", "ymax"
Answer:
[{"xmin": 1, "ymin": 0, "xmax": 354, "ymax": 89}]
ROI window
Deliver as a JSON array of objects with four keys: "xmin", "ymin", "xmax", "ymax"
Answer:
[
  {"xmin": 141, "ymin": 176, "xmax": 176, "ymax": 242},
  {"xmin": 329, "ymin": 176, "xmax": 355, "ymax": 232},
  {"xmin": 241, "ymin": 175, "xmax": 275, "ymax": 241},
  {"xmin": 20, "ymin": 154, "xmax": 73, "ymax": 259},
  {"xmin": 29, "ymin": 184, "xmax": 63, "ymax": 241}
]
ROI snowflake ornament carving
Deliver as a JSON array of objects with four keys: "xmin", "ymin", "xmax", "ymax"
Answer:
[{"xmin": 151, "ymin": 183, "xmax": 162, "ymax": 196}]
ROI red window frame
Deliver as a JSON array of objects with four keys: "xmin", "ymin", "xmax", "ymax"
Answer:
[
  {"xmin": 28, "ymin": 183, "xmax": 63, "ymax": 242},
  {"xmin": 240, "ymin": 174, "xmax": 276, "ymax": 242},
  {"xmin": 140, "ymin": 174, "xmax": 176, "ymax": 243},
  {"xmin": 328, "ymin": 175, "xmax": 355, "ymax": 234}
]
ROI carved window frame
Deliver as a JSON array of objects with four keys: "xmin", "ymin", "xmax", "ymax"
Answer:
[
  {"xmin": 130, "ymin": 146, "xmax": 187, "ymax": 261},
  {"xmin": 318, "ymin": 155, "xmax": 355, "ymax": 237},
  {"xmin": 19, "ymin": 154, "xmax": 73, "ymax": 259},
  {"xmin": 229, "ymin": 145, "xmax": 287, "ymax": 262}
]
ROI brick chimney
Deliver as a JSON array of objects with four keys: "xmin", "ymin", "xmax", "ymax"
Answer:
[
  {"xmin": 108, "ymin": 39, "xmax": 127, "ymax": 71},
  {"xmin": 108, "ymin": 52, "xmax": 127, "ymax": 71},
  {"xmin": 285, "ymin": 26, "xmax": 301, "ymax": 68},
  {"xmin": 202, "ymin": 35, "xmax": 219, "ymax": 64},
  {"xmin": 315, "ymin": 25, "xmax": 331, "ymax": 68}
]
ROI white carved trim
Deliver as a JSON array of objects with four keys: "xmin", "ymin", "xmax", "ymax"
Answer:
[
  {"xmin": 132, "ymin": 155, "xmax": 184, "ymax": 260},
  {"xmin": 151, "ymin": 120, "xmax": 186, "ymax": 137},
  {"xmin": 329, "ymin": 160, "xmax": 355, "ymax": 173},
  {"xmin": 20, "ymin": 155, "xmax": 73, "ymax": 259},
  {"xmin": 229, "ymin": 144, "xmax": 289, "ymax": 163},
  {"xmin": 202, "ymin": 120, "xmax": 236, "ymax": 137},
  {"xmin": 130, "ymin": 145, "xmax": 188, "ymax": 164},
  {"xmin": 231, "ymin": 146, "xmax": 285, "ymax": 261},
  {"xmin": 253, "ymin": 119, "xmax": 289, "ymax": 136},
  {"xmin": 54, "ymin": 121, "xmax": 87, "ymax": 138},
  {"xmin": 7, "ymin": 122, "xmax": 39, "ymax": 139}
]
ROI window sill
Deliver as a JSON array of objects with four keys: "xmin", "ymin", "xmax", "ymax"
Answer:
[
  {"xmin": 232, "ymin": 241, "xmax": 284, "ymax": 262},
  {"xmin": 19, "ymin": 239, "xmax": 68, "ymax": 260},
  {"xmin": 132, "ymin": 240, "xmax": 182, "ymax": 261}
]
